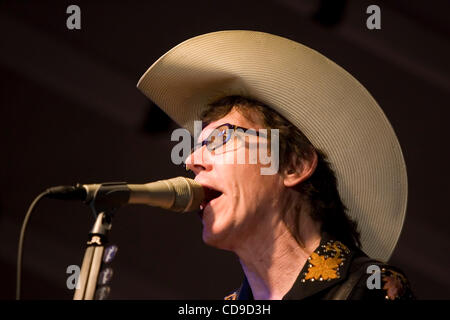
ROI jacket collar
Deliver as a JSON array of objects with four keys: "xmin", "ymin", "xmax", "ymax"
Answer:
[{"xmin": 235, "ymin": 233, "xmax": 357, "ymax": 300}]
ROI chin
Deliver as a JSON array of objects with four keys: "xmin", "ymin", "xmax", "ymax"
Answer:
[
  {"xmin": 201, "ymin": 228, "xmax": 233, "ymax": 251},
  {"xmin": 202, "ymin": 229, "xmax": 222, "ymax": 247}
]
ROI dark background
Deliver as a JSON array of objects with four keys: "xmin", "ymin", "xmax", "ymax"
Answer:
[{"xmin": 0, "ymin": 0, "xmax": 449, "ymax": 299}]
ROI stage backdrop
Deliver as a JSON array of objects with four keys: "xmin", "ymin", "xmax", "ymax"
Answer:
[{"xmin": 0, "ymin": 0, "xmax": 449, "ymax": 299}]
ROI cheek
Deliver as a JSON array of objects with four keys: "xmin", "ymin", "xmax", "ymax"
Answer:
[
  {"xmin": 235, "ymin": 165, "xmax": 281, "ymax": 210},
  {"xmin": 213, "ymin": 151, "xmax": 281, "ymax": 208}
]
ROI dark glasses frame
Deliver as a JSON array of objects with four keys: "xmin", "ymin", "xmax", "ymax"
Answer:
[{"xmin": 192, "ymin": 123, "xmax": 267, "ymax": 153}]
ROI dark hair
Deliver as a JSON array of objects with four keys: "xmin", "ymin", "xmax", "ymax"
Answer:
[{"xmin": 202, "ymin": 95, "xmax": 361, "ymax": 249}]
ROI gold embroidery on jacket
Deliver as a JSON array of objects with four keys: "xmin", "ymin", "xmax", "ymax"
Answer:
[
  {"xmin": 303, "ymin": 240, "xmax": 350, "ymax": 282},
  {"xmin": 224, "ymin": 292, "xmax": 238, "ymax": 300},
  {"xmin": 382, "ymin": 268, "xmax": 408, "ymax": 300}
]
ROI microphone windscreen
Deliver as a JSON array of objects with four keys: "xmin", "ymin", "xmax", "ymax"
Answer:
[{"xmin": 166, "ymin": 177, "xmax": 205, "ymax": 212}]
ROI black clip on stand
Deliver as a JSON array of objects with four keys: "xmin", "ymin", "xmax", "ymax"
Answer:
[{"xmin": 73, "ymin": 182, "xmax": 129, "ymax": 300}]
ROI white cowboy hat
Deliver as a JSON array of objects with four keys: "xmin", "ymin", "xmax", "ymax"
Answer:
[{"xmin": 137, "ymin": 30, "xmax": 407, "ymax": 262}]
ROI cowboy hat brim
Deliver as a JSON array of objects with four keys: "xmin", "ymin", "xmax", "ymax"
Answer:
[{"xmin": 137, "ymin": 30, "xmax": 407, "ymax": 262}]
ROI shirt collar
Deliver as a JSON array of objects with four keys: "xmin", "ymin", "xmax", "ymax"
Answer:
[{"xmin": 236, "ymin": 233, "xmax": 357, "ymax": 300}]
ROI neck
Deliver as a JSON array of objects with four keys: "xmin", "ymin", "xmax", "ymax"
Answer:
[{"xmin": 234, "ymin": 201, "xmax": 321, "ymax": 300}]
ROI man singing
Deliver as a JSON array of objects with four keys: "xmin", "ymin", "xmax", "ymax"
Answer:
[{"xmin": 136, "ymin": 30, "xmax": 414, "ymax": 300}]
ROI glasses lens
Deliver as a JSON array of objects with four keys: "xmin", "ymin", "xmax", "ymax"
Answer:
[{"xmin": 205, "ymin": 125, "xmax": 233, "ymax": 152}]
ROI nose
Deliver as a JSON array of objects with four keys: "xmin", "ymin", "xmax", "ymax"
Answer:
[{"xmin": 185, "ymin": 145, "xmax": 213, "ymax": 175}]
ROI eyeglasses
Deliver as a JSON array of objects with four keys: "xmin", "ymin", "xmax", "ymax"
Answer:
[{"xmin": 191, "ymin": 123, "xmax": 267, "ymax": 154}]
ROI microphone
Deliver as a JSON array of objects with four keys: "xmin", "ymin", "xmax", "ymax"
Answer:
[{"xmin": 45, "ymin": 177, "xmax": 205, "ymax": 213}]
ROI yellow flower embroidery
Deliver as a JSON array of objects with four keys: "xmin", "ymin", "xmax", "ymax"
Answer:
[
  {"xmin": 304, "ymin": 252, "xmax": 343, "ymax": 281},
  {"xmin": 304, "ymin": 240, "xmax": 348, "ymax": 281}
]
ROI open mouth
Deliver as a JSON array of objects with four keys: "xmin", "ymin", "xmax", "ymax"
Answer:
[{"xmin": 200, "ymin": 186, "xmax": 223, "ymax": 211}]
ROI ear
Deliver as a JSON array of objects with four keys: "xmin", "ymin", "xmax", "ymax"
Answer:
[{"xmin": 283, "ymin": 151, "xmax": 318, "ymax": 187}]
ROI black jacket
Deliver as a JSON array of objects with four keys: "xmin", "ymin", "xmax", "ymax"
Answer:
[{"xmin": 224, "ymin": 234, "xmax": 414, "ymax": 300}]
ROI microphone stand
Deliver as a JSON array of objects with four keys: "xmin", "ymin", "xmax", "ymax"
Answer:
[
  {"xmin": 73, "ymin": 212, "xmax": 112, "ymax": 300},
  {"xmin": 73, "ymin": 182, "xmax": 128, "ymax": 300}
]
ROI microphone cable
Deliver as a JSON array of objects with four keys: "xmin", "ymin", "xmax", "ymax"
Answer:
[{"xmin": 16, "ymin": 190, "xmax": 50, "ymax": 300}]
